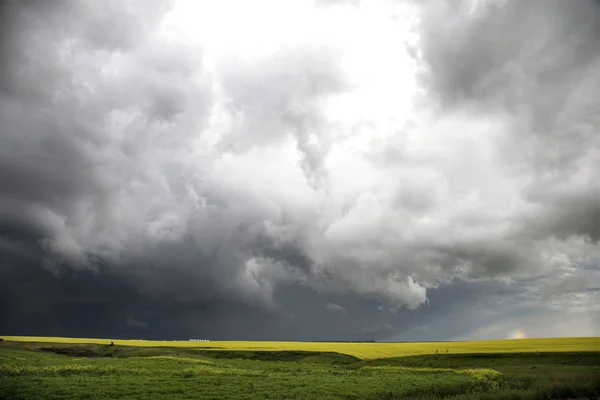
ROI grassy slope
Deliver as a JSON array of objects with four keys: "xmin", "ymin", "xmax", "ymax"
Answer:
[
  {"xmin": 1, "ymin": 338, "xmax": 599, "ymax": 399},
  {"xmin": 2, "ymin": 336, "xmax": 598, "ymax": 359},
  {"xmin": 0, "ymin": 342, "xmax": 501, "ymax": 400}
]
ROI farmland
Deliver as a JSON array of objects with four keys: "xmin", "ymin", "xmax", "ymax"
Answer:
[
  {"xmin": 3, "ymin": 336, "xmax": 598, "ymax": 359},
  {"xmin": 1, "ymin": 336, "xmax": 599, "ymax": 399}
]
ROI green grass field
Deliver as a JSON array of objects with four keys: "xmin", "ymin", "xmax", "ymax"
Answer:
[{"xmin": 1, "ymin": 336, "xmax": 599, "ymax": 399}]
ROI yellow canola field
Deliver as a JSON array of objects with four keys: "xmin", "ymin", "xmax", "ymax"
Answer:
[{"xmin": 3, "ymin": 336, "xmax": 598, "ymax": 359}]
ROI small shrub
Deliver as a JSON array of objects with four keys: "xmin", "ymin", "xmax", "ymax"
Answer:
[{"xmin": 178, "ymin": 369, "xmax": 195, "ymax": 378}]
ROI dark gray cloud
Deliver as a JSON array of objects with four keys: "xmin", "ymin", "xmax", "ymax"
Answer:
[
  {"xmin": 0, "ymin": 0, "xmax": 598, "ymax": 340},
  {"xmin": 402, "ymin": 0, "xmax": 600, "ymax": 271},
  {"xmin": 416, "ymin": 0, "xmax": 600, "ymax": 108},
  {"xmin": 415, "ymin": 1, "xmax": 600, "ymax": 247}
]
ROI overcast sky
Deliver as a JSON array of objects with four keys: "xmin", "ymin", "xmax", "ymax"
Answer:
[{"xmin": 1, "ymin": 0, "xmax": 599, "ymax": 341}]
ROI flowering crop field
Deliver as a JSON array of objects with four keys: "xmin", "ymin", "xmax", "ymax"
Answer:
[{"xmin": 2, "ymin": 335, "xmax": 598, "ymax": 359}]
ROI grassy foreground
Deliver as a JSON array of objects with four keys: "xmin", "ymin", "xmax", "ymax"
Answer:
[{"xmin": 0, "ymin": 337, "xmax": 599, "ymax": 399}]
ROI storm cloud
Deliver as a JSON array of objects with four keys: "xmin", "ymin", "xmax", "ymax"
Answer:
[{"xmin": 0, "ymin": 0, "xmax": 599, "ymax": 340}]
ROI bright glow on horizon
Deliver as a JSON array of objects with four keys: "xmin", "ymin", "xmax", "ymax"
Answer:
[{"xmin": 509, "ymin": 329, "xmax": 528, "ymax": 340}]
